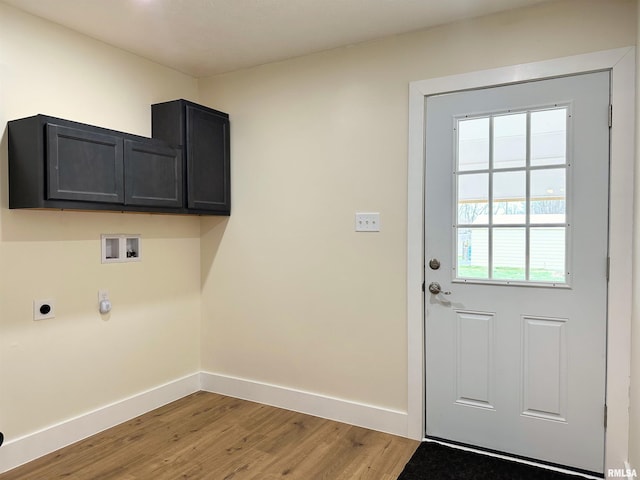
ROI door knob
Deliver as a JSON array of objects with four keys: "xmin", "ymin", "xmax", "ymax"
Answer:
[{"xmin": 428, "ymin": 282, "xmax": 451, "ymax": 295}]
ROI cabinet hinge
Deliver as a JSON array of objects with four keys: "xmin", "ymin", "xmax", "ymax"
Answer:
[
  {"xmin": 604, "ymin": 404, "xmax": 608, "ymax": 429},
  {"xmin": 606, "ymin": 257, "xmax": 610, "ymax": 282},
  {"xmin": 608, "ymin": 104, "xmax": 613, "ymax": 128}
]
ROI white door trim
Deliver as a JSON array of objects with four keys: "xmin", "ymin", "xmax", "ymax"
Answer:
[{"xmin": 407, "ymin": 47, "xmax": 635, "ymax": 471}]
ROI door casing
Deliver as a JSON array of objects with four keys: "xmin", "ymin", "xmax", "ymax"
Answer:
[{"xmin": 406, "ymin": 47, "xmax": 635, "ymax": 472}]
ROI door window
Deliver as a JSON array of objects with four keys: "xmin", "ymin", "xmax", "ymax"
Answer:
[{"xmin": 455, "ymin": 107, "xmax": 569, "ymax": 285}]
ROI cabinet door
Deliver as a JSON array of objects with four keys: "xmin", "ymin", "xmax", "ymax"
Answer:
[
  {"xmin": 47, "ymin": 124, "xmax": 124, "ymax": 203},
  {"xmin": 124, "ymin": 139, "xmax": 183, "ymax": 208},
  {"xmin": 186, "ymin": 105, "xmax": 230, "ymax": 212}
]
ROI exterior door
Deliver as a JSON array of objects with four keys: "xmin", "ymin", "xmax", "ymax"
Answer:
[{"xmin": 424, "ymin": 71, "xmax": 609, "ymax": 473}]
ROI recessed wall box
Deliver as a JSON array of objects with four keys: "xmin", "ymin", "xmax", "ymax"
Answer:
[{"xmin": 101, "ymin": 234, "xmax": 141, "ymax": 263}]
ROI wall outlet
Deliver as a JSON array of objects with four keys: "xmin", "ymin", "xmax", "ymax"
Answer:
[
  {"xmin": 355, "ymin": 212, "xmax": 381, "ymax": 232},
  {"xmin": 98, "ymin": 289, "xmax": 112, "ymax": 314},
  {"xmin": 33, "ymin": 299, "xmax": 55, "ymax": 320}
]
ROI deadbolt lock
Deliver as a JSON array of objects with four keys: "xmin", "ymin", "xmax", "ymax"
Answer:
[{"xmin": 428, "ymin": 258, "xmax": 441, "ymax": 270}]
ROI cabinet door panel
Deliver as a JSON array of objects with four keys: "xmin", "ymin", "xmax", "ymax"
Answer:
[
  {"xmin": 186, "ymin": 105, "xmax": 230, "ymax": 211},
  {"xmin": 47, "ymin": 124, "xmax": 124, "ymax": 203},
  {"xmin": 124, "ymin": 140, "xmax": 183, "ymax": 207}
]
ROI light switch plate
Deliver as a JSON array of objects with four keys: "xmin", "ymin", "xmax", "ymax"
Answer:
[{"xmin": 355, "ymin": 212, "xmax": 380, "ymax": 232}]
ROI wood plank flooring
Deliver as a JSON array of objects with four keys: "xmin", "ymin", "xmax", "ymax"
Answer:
[{"xmin": 0, "ymin": 392, "xmax": 419, "ymax": 480}]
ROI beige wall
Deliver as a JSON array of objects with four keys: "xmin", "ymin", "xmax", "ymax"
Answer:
[
  {"xmin": 1, "ymin": 0, "xmax": 639, "ymax": 465},
  {"xmin": 0, "ymin": 3, "xmax": 202, "ymax": 439},
  {"xmin": 199, "ymin": 0, "xmax": 636, "ymax": 416}
]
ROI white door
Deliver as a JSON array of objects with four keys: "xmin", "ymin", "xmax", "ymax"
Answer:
[{"xmin": 424, "ymin": 71, "xmax": 609, "ymax": 473}]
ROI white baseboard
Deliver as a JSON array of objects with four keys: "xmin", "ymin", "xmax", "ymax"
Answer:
[
  {"xmin": 0, "ymin": 373, "xmax": 200, "ymax": 474},
  {"xmin": 1, "ymin": 371, "xmax": 409, "ymax": 474},
  {"xmin": 199, "ymin": 371, "xmax": 408, "ymax": 437}
]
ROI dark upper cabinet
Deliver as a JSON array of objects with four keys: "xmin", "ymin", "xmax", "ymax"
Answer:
[
  {"xmin": 152, "ymin": 100, "xmax": 231, "ymax": 215},
  {"xmin": 47, "ymin": 123, "xmax": 124, "ymax": 204},
  {"xmin": 124, "ymin": 139, "xmax": 183, "ymax": 208},
  {"xmin": 8, "ymin": 115, "xmax": 184, "ymax": 213},
  {"xmin": 8, "ymin": 100, "xmax": 229, "ymax": 215}
]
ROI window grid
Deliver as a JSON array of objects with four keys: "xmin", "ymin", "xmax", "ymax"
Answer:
[{"xmin": 454, "ymin": 107, "xmax": 569, "ymax": 285}]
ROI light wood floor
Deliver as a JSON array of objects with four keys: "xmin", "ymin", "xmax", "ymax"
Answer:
[{"xmin": 0, "ymin": 392, "xmax": 419, "ymax": 480}]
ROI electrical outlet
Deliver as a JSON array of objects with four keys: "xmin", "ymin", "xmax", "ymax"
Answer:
[
  {"xmin": 33, "ymin": 299, "xmax": 55, "ymax": 320},
  {"xmin": 355, "ymin": 212, "xmax": 381, "ymax": 232}
]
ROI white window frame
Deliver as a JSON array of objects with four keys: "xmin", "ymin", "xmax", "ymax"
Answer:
[
  {"xmin": 453, "ymin": 106, "xmax": 571, "ymax": 287},
  {"xmin": 407, "ymin": 47, "xmax": 635, "ymax": 473}
]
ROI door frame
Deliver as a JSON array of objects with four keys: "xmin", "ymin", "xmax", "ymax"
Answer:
[{"xmin": 406, "ymin": 47, "xmax": 635, "ymax": 471}]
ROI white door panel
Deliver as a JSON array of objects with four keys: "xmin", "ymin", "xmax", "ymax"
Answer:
[{"xmin": 425, "ymin": 71, "xmax": 609, "ymax": 473}]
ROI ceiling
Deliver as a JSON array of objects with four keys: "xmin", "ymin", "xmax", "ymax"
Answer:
[{"xmin": 3, "ymin": 0, "xmax": 555, "ymax": 77}]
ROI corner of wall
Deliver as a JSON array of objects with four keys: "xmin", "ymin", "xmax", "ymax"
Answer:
[{"xmin": 0, "ymin": 374, "xmax": 201, "ymax": 474}]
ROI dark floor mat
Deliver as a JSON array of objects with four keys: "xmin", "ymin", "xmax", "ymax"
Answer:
[{"xmin": 397, "ymin": 441, "xmax": 596, "ymax": 480}]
